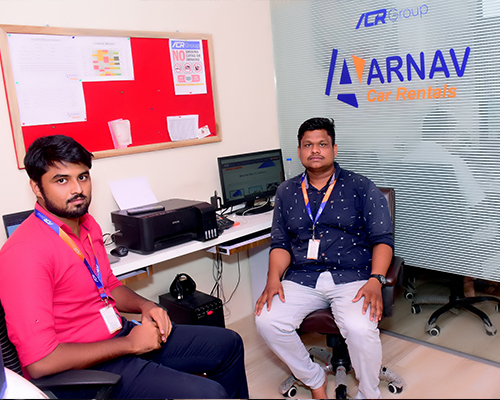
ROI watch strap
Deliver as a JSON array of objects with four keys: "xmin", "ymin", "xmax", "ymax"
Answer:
[{"xmin": 369, "ymin": 274, "xmax": 386, "ymax": 287}]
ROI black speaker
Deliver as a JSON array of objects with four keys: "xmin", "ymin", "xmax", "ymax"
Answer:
[{"xmin": 159, "ymin": 290, "xmax": 225, "ymax": 328}]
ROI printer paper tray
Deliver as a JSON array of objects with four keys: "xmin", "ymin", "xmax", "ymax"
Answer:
[
  {"xmin": 154, "ymin": 232, "xmax": 197, "ymax": 251},
  {"xmin": 130, "ymin": 232, "xmax": 197, "ymax": 255}
]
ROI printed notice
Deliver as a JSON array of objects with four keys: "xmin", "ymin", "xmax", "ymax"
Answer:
[
  {"xmin": 7, "ymin": 33, "xmax": 87, "ymax": 126},
  {"xmin": 7, "ymin": 34, "xmax": 135, "ymax": 126},
  {"xmin": 170, "ymin": 39, "xmax": 207, "ymax": 95},
  {"xmin": 76, "ymin": 36, "xmax": 134, "ymax": 82}
]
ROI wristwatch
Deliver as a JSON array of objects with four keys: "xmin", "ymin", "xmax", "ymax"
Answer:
[{"xmin": 369, "ymin": 274, "xmax": 387, "ymax": 288}]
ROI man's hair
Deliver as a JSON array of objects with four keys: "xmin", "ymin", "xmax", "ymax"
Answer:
[
  {"xmin": 24, "ymin": 135, "xmax": 93, "ymax": 184},
  {"xmin": 297, "ymin": 117, "xmax": 336, "ymax": 146}
]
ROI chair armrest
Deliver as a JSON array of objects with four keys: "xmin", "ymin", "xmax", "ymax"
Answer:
[
  {"xmin": 382, "ymin": 256, "xmax": 404, "ymax": 318},
  {"xmin": 30, "ymin": 369, "xmax": 121, "ymax": 389},
  {"xmin": 385, "ymin": 256, "xmax": 404, "ymax": 287}
]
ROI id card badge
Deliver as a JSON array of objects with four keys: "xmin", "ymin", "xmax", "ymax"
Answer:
[
  {"xmin": 307, "ymin": 239, "xmax": 320, "ymax": 260},
  {"xmin": 100, "ymin": 305, "xmax": 122, "ymax": 334}
]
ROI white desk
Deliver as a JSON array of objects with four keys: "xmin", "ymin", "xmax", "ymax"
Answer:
[{"xmin": 111, "ymin": 211, "xmax": 273, "ymax": 277}]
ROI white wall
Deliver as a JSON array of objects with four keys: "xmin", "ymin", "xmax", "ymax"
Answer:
[{"xmin": 0, "ymin": 0, "xmax": 278, "ymax": 324}]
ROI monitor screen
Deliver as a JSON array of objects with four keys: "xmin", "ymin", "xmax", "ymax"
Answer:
[
  {"xmin": 217, "ymin": 149, "xmax": 285, "ymax": 215},
  {"xmin": 2, "ymin": 210, "xmax": 33, "ymax": 238}
]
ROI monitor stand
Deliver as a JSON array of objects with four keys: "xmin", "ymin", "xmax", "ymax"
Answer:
[{"xmin": 235, "ymin": 200, "xmax": 274, "ymax": 216}]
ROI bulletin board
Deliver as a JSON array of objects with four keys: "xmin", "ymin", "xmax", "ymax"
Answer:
[{"xmin": 0, "ymin": 25, "xmax": 221, "ymax": 168}]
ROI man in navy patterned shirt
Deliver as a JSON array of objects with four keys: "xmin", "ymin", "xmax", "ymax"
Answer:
[{"xmin": 255, "ymin": 117, "xmax": 394, "ymax": 399}]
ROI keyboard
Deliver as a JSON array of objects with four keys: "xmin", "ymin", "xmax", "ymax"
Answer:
[
  {"xmin": 217, "ymin": 228, "xmax": 271, "ymax": 255},
  {"xmin": 216, "ymin": 215, "xmax": 235, "ymax": 232},
  {"xmin": 218, "ymin": 227, "xmax": 271, "ymax": 247}
]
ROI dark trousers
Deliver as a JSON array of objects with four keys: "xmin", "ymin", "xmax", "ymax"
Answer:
[{"xmin": 53, "ymin": 319, "xmax": 249, "ymax": 399}]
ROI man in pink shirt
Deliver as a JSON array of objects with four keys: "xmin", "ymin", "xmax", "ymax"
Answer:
[{"xmin": 0, "ymin": 135, "xmax": 248, "ymax": 399}]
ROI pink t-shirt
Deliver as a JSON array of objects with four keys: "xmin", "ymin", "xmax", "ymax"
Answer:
[{"xmin": 0, "ymin": 203, "xmax": 122, "ymax": 375}]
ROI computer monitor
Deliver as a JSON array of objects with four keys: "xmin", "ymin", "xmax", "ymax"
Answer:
[
  {"xmin": 2, "ymin": 210, "xmax": 33, "ymax": 238},
  {"xmin": 217, "ymin": 149, "xmax": 285, "ymax": 215}
]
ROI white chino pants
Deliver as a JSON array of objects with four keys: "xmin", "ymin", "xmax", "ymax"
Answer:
[{"xmin": 255, "ymin": 272, "xmax": 382, "ymax": 399}]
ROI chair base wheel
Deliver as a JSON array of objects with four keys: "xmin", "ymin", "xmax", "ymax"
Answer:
[
  {"xmin": 388, "ymin": 382, "xmax": 404, "ymax": 394},
  {"xmin": 380, "ymin": 366, "xmax": 405, "ymax": 394},
  {"xmin": 283, "ymin": 385, "xmax": 297, "ymax": 398},
  {"xmin": 427, "ymin": 325, "xmax": 441, "ymax": 337},
  {"xmin": 485, "ymin": 324, "xmax": 497, "ymax": 336},
  {"xmin": 279, "ymin": 374, "xmax": 298, "ymax": 398},
  {"xmin": 404, "ymin": 291, "xmax": 415, "ymax": 301},
  {"xmin": 335, "ymin": 384, "xmax": 347, "ymax": 399}
]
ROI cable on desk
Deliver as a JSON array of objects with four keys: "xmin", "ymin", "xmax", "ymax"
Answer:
[
  {"xmin": 241, "ymin": 197, "xmax": 271, "ymax": 217},
  {"xmin": 102, "ymin": 230, "xmax": 121, "ymax": 246}
]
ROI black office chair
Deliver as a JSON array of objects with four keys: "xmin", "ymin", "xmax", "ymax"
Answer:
[
  {"xmin": 278, "ymin": 187, "xmax": 405, "ymax": 399},
  {"xmin": 0, "ymin": 340, "xmax": 5, "ymax": 398},
  {"xmin": 408, "ymin": 272, "xmax": 500, "ymax": 336},
  {"xmin": 0, "ymin": 300, "xmax": 121, "ymax": 399},
  {"xmin": 394, "ymin": 161, "xmax": 500, "ymax": 337}
]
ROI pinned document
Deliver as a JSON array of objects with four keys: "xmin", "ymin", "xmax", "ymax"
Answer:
[
  {"xmin": 197, "ymin": 125, "xmax": 211, "ymax": 139},
  {"xmin": 170, "ymin": 39, "xmax": 207, "ymax": 95},
  {"xmin": 108, "ymin": 118, "xmax": 132, "ymax": 149},
  {"xmin": 167, "ymin": 115, "xmax": 199, "ymax": 141}
]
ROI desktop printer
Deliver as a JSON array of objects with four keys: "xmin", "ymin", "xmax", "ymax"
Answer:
[{"xmin": 111, "ymin": 199, "xmax": 218, "ymax": 254}]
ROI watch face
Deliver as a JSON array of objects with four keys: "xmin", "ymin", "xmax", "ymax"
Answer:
[{"xmin": 371, "ymin": 274, "xmax": 386, "ymax": 285}]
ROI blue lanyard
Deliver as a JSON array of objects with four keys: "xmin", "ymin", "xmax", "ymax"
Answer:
[
  {"xmin": 300, "ymin": 172, "xmax": 337, "ymax": 237},
  {"xmin": 34, "ymin": 209, "xmax": 108, "ymax": 302}
]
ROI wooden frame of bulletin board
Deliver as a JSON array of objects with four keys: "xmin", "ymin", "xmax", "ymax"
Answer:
[{"xmin": 0, "ymin": 25, "xmax": 221, "ymax": 168}]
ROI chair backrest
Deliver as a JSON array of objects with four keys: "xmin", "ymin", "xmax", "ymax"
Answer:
[
  {"xmin": 0, "ymin": 301, "xmax": 23, "ymax": 376},
  {"xmin": 0, "ymin": 340, "xmax": 5, "ymax": 398},
  {"xmin": 378, "ymin": 187, "xmax": 395, "ymax": 224},
  {"xmin": 376, "ymin": 187, "xmax": 403, "ymax": 316},
  {"xmin": 378, "ymin": 187, "xmax": 397, "ymax": 250}
]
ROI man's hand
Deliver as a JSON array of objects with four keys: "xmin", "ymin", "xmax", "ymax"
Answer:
[
  {"xmin": 254, "ymin": 279, "xmax": 285, "ymax": 316},
  {"xmin": 127, "ymin": 318, "xmax": 164, "ymax": 354},
  {"xmin": 352, "ymin": 279, "xmax": 384, "ymax": 322},
  {"xmin": 254, "ymin": 248, "xmax": 291, "ymax": 316},
  {"xmin": 140, "ymin": 302, "xmax": 172, "ymax": 343},
  {"xmin": 25, "ymin": 312, "xmax": 166, "ymax": 379}
]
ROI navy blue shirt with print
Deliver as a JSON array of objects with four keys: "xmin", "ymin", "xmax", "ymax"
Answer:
[{"xmin": 270, "ymin": 162, "xmax": 394, "ymax": 288}]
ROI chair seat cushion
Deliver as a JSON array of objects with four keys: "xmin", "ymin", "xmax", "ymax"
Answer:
[{"xmin": 299, "ymin": 308, "xmax": 341, "ymax": 335}]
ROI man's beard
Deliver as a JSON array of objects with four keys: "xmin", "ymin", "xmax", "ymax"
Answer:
[{"xmin": 39, "ymin": 187, "xmax": 91, "ymax": 219}]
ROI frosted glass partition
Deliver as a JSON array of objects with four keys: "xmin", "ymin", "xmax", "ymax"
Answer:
[{"xmin": 270, "ymin": 0, "xmax": 500, "ymax": 281}]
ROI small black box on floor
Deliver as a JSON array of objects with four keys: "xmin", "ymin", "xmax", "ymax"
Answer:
[{"xmin": 159, "ymin": 290, "xmax": 225, "ymax": 328}]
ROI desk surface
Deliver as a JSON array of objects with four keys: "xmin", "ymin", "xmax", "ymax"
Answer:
[{"xmin": 111, "ymin": 211, "xmax": 273, "ymax": 277}]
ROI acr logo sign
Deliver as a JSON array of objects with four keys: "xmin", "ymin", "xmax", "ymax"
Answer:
[
  {"xmin": 356, "ymin": 5, "xmax": 429, "ymax": 29},
  {"xmin": 325, "ymin": 47, "xmax": 471, "ymax": 108},
  {"xmin": 171, "ymin": 41, "xmax": 186, "ymax": 49},
  {"xmin": 356, "ymin": 9, "xmax": 387, "ymax": 29},
  {"xmin": 170, "ymin": 40, "xmax": 201, "ymax": 50}
]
